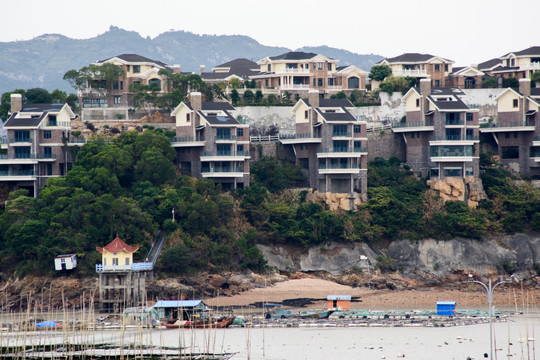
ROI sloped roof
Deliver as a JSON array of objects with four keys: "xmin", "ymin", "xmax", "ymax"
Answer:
[
  {"xmin": 199, "ymin": 110, "xmax": 238, "ymax": 125},
  {"xmin": 380, "ymin": 53, "xmax": 452, "ymax": 63},
  {"xmin": 182, "ymin": 101, "xmax": 236, "ymax": 111},
  {"xmin": 269, "ymin": 51, "xmax": 319, "ymax": 60},
  {"xmin": 478, "ymin": 58, "xmax": 502, "ymax": 70},
  {"xmin": 305, "ymin": 98, "xmax": 354, "ymax": 108},
  {"xmin": 316, "ymin": 109, "xmax": 356, "ymax": 122},
  {"xmin": 4, "ymin": 112, "xmax": 46, "ymax": 127},
  {"xmin": 504, "ymin": 46, "xmax": 540, "ymax": 57},
  {"xmin": 427, "ymin": 95, "xmax": 470, "ymax": 110},
  {"xmin": 97, "ymin": 53, "xmax": 172, "ymax": 70},
  {"xmin": 213, "ymin": 58, "xmax": 259, "ymax": 76},
  {"xmin": 21, "ymin": 103, "xmax": 64, "ymax": 112},
  {"xmin": 96, "ymin": 236, "xmax": 139, "ymax": 254},
  {"xmin": 530, "ymin": 88, "xmax": 540, "ymax": 96}
]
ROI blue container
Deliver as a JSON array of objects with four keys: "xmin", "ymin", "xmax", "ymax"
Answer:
[{"xmin": 436, "ymin": 301, "xmax": 456, "ymax": 316}]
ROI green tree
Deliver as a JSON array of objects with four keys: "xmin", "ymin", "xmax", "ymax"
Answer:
[
  {"xmin": 229, "ymin": 78, "xmax": 241, "ymax": 89},
  {"xmin": 25, "ymin": 88, "xmax": 53, "ymax": 103},
  {"xmin": 255, "ymin": 90, "xmax": 264, "ymax": 103},
  {"xmin": 0, "ymin": 89, "xmax": 25, "ymax": 121},
  {"xmin": 244, "ymin": 89, "xmax": 254, "ymax": 103},
  {"xmin": 369, "ymin": 65, "xmax": 392, "ymax": 81},
  {"xmin": 531, "ymin": 71, "xmax": 540, "ymax": 87},
  {"xmin": 63, "ymin": 63, "xmax": 125, "ymax": 106},
  {"xmin": 50, "ymin": 89, "xmax": 67, "ymax": 103},
  {"xmin": 230, "ymin": 89, "xmax": 240, "ymax": 105},
  {"xmin": 482, "ymin": 77, "xmax": 498, "ymax": 88}
]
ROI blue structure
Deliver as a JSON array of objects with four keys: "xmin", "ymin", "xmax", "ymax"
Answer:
[{"xmin": 436, "ymin": 301, "xmax": 456, "ymax": 315}]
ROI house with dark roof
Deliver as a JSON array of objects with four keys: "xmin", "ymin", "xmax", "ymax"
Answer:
[
  {"xmin": 393, "ymin": 79, "xmax": 480, "ymax": 182},
  {"xmin": 376, "ymin": 53, "xmax": 454, "ymax": 87},
  {"xmin": 83, "ymin": 53, "xmax": 183, "ymax": 109},
  {"xmin": 200, "ymin": 58, "xmax": 260, "ymax": 84},
  {"xmin": 171, "ymin": 93, "xmax": 250, "ymax": 189},
  {"xmin": 479, "ymin": 79, "xmax": 540, "ymax": 177},
  {"xmin": 250, "ymin": 51, "xmax": 366, "ymax": 98},
  {"xmin": 448, "ymin": 66, "xmax": 485, "ymax": 89},
  {"xmin": 478, "ymin": 58, "xmax": 504, "ymax": 76},
  {"xmin": 492, "ymin": 46, "xmax": 540, "ymax": 81},
  {"xmin": 280, "ymin": 90, "xmax": 368, "ymax": 209},
  {"xmin": 0, "ymin": 94, "xmax": 78, "ymax": 197}
]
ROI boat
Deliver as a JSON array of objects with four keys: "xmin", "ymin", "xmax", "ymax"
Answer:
[
  {"xmin": 264, "ymin": 303, "xmax": 297, "ymax": 319},
  {"xmin": 162, "ymin": 317, "xmax": 235, "ymax": 329},
  {"xmin": 298, "ymin": 309, "xmax": 335, "ymax": 319}
]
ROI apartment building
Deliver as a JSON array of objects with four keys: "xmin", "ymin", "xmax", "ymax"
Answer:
[
  {"xmin": 480, "ymin": 79, "xmax": 540, "ymax": 177},
  {"xmin": 171, "ymin": 92, "xmax": 250, "ymax": 189},
  {"xmin": 251, "ymin": 52, "xmax": 367, "ymax": 98},
  {"xmin": 376, "ymin": 53, "xmax": 454, "ymax": 87},
  {"xmin": 393, "ymin": 79, "xmax": 480, "ymax": 179},
  {"xmin": 280, "ymin": 90, "xmax": 368, "ymax": 205},
  {"xmin": 83, "ymin": 54, "xmax": 182, "ymax": 109},
  {"xmin": 1, "ymin": 94, "xmax": 77, "ymax": 197}
]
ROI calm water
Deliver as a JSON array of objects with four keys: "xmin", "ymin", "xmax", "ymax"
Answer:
[{"xmin": 152, "ymin": 314, "xmax": 539, "ymax": 360}]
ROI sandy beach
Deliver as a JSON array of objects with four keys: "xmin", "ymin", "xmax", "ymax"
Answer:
[{"xmin": 204, "ymin": 277, "xmax": 540, "ymax": 310}]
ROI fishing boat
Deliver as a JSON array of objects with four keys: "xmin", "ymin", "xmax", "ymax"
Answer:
[
  {"xmin": 163, "ymin": 317, "xmax": 235, "ymax": 329},
  {"xmin": 298, "ymin": 309, "xmax": 335, "ymax": 319}
]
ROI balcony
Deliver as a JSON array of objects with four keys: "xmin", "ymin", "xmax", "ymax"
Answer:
[
  {"xmin": 0, "ymin": 153, "xmax": 38, "ymax": 164},
  {"xmin": 95, "ymin": 262, "xmax": 153, "ymax": 272},
  {"xmin": 480, "ymin": 121, "xmax": 536, "ymax": 132},
  {"xmin": 0, "ymin": 137, "xmax": 7, "ymax": 149},
  {"xmin": 0, "ymin": 169, "xmax": 35, "ymax": 180},
  {"xmin": 317, "ymin": 147, "xmax": 367, "ymax": 158},
  {"xmin": 430, "ymin": 146, "xmax": 474, "ymax": 162},
  {"xmin": 332, "ymin": 132, "xmax": 352, "ymax": 138},
  {"xmin": 281, "ymin": 84, "xmax": 311, "ymax": 90},
  {"xmin": 281, "ymin": 68, "xmax": 311, "ymax": 74},
  {"xmin": 9, "ymin": 137, "xmax": 32, "ymax": 145},
  {"xmin": 429, "ymin": 135, "xmax": 479, "ymax": 145},
  {"xmin": 533, "ymin": 136, "xmax": 540, "ymax": 146},
  {"xmin": 445, "ymin": 119, "xmax": 464, "ymax": 126},
  {"xmin": 169, "ymin": 136, "xmax": 205, "ymax": 147},
  {"xmin": 67, "ymin": 138, "xmax": 88, "ymax": 146},
  {"xmin": 391, "ymin": 121, "xmax": 434, "ymax": 132},
  {"xmin": 394, "ymin": 69, "xmax": 428, "ymax": 77},
  {"xmin": 201, "ymin": 167, "xmax": 246, "ymax": 178},
  {"xmin": 200, "ymin": 150, "xmax": 250, "ymax": 161},
  {"xmin": 318, "ymin": 162, "xmax": 365, "ymax": 174},
  {"xmin": 216, "ymin": 134, "xmax": 237, "ymax": 142},
  {"xmin": 37, "ymin": 153, "xmax": 56, "ymax": 161},
  {"xmin": 327, "ymin": 85, "xmax": 343, "ymax": 91},
  {"xmin": 279, "ymin": 133, "xmax": 322, "ymax": 144},
  {"xmin": 523, "ymin": 62, "xmax": 540, "ymax": 70}
]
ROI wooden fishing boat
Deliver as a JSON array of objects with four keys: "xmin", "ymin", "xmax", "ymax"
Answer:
[{"xmin": 162, "ymin": 317, "xmax": 235, "ymax": 329}]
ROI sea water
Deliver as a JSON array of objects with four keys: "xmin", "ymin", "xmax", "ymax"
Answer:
[{"xmin": 147, "ymin": 314, "xmax": 539, "ymax": 360}]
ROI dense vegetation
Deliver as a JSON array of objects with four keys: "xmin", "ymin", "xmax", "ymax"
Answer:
[{"xmin": 0, "ymin": 133, "xmax": 538, "ymax": 278}]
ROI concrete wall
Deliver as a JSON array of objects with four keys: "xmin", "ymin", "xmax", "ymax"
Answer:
[
  {"xmin": 460, "ymin": 88, "xmax": 505, "ymax": 121},
  {"xmin": 367, "ymin": 131, "xmax": 405, "ymax": 161},
  {"xmin": 231, "ymin": 106, "xmax": 296, "ymax": 135}
]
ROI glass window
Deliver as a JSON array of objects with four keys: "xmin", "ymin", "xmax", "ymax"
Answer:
[
  {"xmin": 434, "ymin": 64, "xmax": 440, "ymax": 72},
  {"xmin": 125, "ymin": 258, "xmax": 130, "ymax": 265},
  {"xmin": 43, "ymin": 146, "xmax": 52, "ymax": 159},
  {"xmin": 348, "ymin": 77, "xmax": 359, "ymax": 89},
  {"xmin": 114, "ymin": 96, "xmax": 121, "ymax": 104},
  {"xmin": 416, "ymin": 99, "xmax": 420, "ymax": 107},
  {"xmin": 112, "ymin": 258, "xmax": 119, "ymax": 266},
  {"xmin": 333, "ymin": 140, "xmax": 348, "ymax": 152},
  {"xmin": 237, "ymin": 128, "xmax": 243, "ymax": 137},
  {"xmin": 148, "ymin": 78, "xmax": 161, "ymax": 90},
  {"xmin": 237, "ymin": 144, "xmax": 244, "ymax": 155},
  {"xmin": 48, "ymin": 115, "xmax": 57, "ymax": 126},
  {"xmin": 186, "ymin": 113, "xmax": 190, "ymax": 122},
  {"xmin": 113, "ymin": 81, "xmax": 119, "ymax": 90},
  {"xmin": 14, "ymin": 130, "xmax": 30, "ymax": 142},
  {"xmin": 513, "ymin": 99, "xmax": 518, "ymax": 108},
  {"xmin": 333, "ymin": 124, "xmax": 348, "ymax": 136},
  {"xmin": 430, "ymin": 167, "xmax": 440, "ymax": 179},
  {"xmin": 43, "ymin": 130, "xmax": 51, "ymax": 139},
  {"xmin": 466, "ymin": 113, "xmax": 473, "ymax": 121},
  {"xmin": 217, "ymin": 128, "xmax": 231, "ymax": 140},
  {"xmin": 465, "ymin": 167, "xmax": 474, "ymax": 176},
  {"xmin": 354, "ymin": 125, "xmax": 361, "ymax": 134},
  {"xmin": 133, "ymin": 65, "xmax": 141, "ymax": 73},
  {"xmin": 444, "ymin": 167, "xmax": 463, "ymax": 177},
  {"xmin": 15, "ymin": 147, "xmax": 31, "ymax": 159},
  {"xmin": 502, "ymin": 146, "xmax": 519, "ymax": 159},
  {"xmin": 328, "ymin": 63, "xmax": 332, "ymax": 71},
  {"xmin": 217, "ymin": 144, "xmax": 230, "ymax": 155},
  {"xmin": 304, "ymin": 110, "xmax": 309, "ymax": 119},
  {"xmin": 318, "ymin": 78, "xmax": 323, "ymax": 87}
]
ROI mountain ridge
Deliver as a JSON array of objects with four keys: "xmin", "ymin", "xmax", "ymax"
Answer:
[{"xmin": 0, "ymin": 26, "xmax": 384, "ymax": 94}]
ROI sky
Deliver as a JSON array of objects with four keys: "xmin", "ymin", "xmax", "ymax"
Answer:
[{"xmin": 1, "ymin": 0, "xmax": 539, "ymax": 66}]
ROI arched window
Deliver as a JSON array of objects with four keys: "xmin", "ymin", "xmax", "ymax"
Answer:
[
  {"xmin": 348, "ymin": 77, "xmax": 359, "ymax": 89},
  {"xmin": 148, "ymin": 78, "xmax": 162, "ymax": 91}
]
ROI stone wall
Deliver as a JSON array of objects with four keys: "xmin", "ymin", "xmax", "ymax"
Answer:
[
  {"xmin": 428, "ymin": 176, "xmax": 486, "ymax": 207},
  {"xmin": 231, "ymin": 106, "xmax": 295, "ymax": 135},
  {"xmin": 367, "ymin": 131, "xmax": 405, "ymax": 161}
]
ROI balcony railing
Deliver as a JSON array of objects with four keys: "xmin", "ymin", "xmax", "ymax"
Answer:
[
  {"xmin": 169, "ymin": 136, "xmax": 203, "ymax": 143},
  {"xmin": 281, "ymin": 84, "xmax": 310, "ymax": 90},
  {"xmin": 0, "ymin": 153, "xmax": 37, "ymax": 160},
  {"xmin": 533, "ymin": 136, "xmax": 540, "ymax": 142},
  {"xmin": 392, "ymin": 121, "xmax": 433, "ymax": 128},
  {"xmin": 68, "ymin": 138, "xmax": 88, "ymax": 144},
  {"xmin": 95, "ymin": 262, "xmax": 153, "ymax": 272},
  {"xmin": 430, "ymin": 135, "xmax": 479, "ymax": 141},
  {"xmin": 332, "ymin": 132, "xmax": 352, "ymax": 137},
  {"xmin": 318, "ymin": 163, "xmax": 362, "ymax": 170},
  {"xmin": 445, "ymin": 119, "xmax": 464, "ymax": 126},
  {"xmin": 394, "ymin": 69, "xmax": 428, "ymax": 77},
  {"xmin": 523, "ymin": 62, "xmax": 540, "ymax": 70},
  {"xmin": 327, "ymin": 85, "xmax": 343, "ymax": 91},
  {"xmin": 480, "ymin": 121, "xmax": 535, "ymax": 128},
  {"xmin": 201, "ymin": 167, "xmax": 245, "ymax": 173},
  {"xmin": 279, "ymin": 133, "xmax": 320, "ymax": 140},
  {"xmin": 200, "ymin": 150, "xmax": 250, "ymax": 157},
  {"xmin": 0, "ymin": 137, "xmax": 8, "ymax": 144},
  {"xmin": 282, "ymin": 68, "xmax": 311, "ymax": 74},
  {"xmin": 0, "ymin": 170, "xmax": 35, "ymax": 176},
  {"xmin": 318, "ymin": 147, "xmax": 367, "ymax": 154},
  {"xmin": 10, "ymin": 137, "xmax": 32, "ymax": 143},
  {"xmin": 430, "ymin": 147, "xmax": 473, "ymax": 157},
  {"xmin": 216, "ymin": 134, "xmax": 237, "ymax": 141},
  {"xmin": 37, "ymin": 153, "xmax": 56, "ymax": 160}
]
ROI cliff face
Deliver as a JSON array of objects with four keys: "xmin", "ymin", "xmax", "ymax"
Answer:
[{"xmin": 258, "ymin": 234, "xmax": 540, "ymax": 280}]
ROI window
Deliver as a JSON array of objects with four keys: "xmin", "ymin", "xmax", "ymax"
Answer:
[
  {"xmin": 186, "ymin": 113, "xmax": 190, "ymax": 122},
  {"xmin": 333, "ymin": 124, "xmax": 348, "ymax": 136},
  {"xmin": 444, "ymin": 64, "xmax": 449, "ymax": 72},
  {"xmin": 125, "ymin": 258, "xmax": 130, "ymax": 265},
  {"xmin": 348, "ymin": 77, "xmax": 359, "ymax": 89},
  {"xmin": 48, "ymin": 115, "xmax": 57, "ymax": 126},
  {"xmin": 46, "ymin": 163, "xmax": 52, "ymax": 176},
  {"xmin": 217, "ymin": 128, "xmax": 231, "ymax": 140},
  {"xmin": 113, "ymin": 81, "xmax": 119, "ymax": 90},
  {"xmin": 237, "ymin": 144, "xmax": 244, "ymax": 155},
  {"xmin": 112, "ymin": 258, "xmax": 119, "ymax": 266},
  {"xmin": 328, "ymin": 78, "xmax": 334, "ymax": 86},
  {"xmin": 148, "ymin": 78, "xmax": 161, "ymax": 91},
  {"xmin": 513, "ymin": 99, "xmax": 519, "ymax": 108},
  {"xmin": 317, "ymin": 62, "xmax": 323, "ymax": 71},
  {"xmin": 411, "ymin": 132, "xmax": 415, "ymax": 139},
  {"xmin": 304, "ymin": 110, "xmax": 309, "ymax": 119},
  {"xmin": 332, "ymin": 140, "xmax": 348, "ymax": 152},
  {"xmin": 126, "ymin": 65, "xmax": 130, "ymax": 72},
  {"xmin": 43, "ymin": 146, "xmax": 52, "ymax": 159},
  {"xmin": 14, "ymin": 130, "xmax": 30, "ymax": 142},
  {"xmin": 465, "ymin": 167, "xmax": 474, "ymax": 176},
  {"xmin": 317, "ymin": 78, "xmax": 323, "ymax": 87},
  {"xmin": 120, "ymin": 81, "xmax": 123, "ymax": 90},
  {"xmin": 501, "ymin": 146, "xmax": 519, "ymax": 159},
  {"xmin": 237, "ymin": 128, "xmax": 243, "ymax": 137},
  {"xmin": 313, "ymin": 79, "xmax": 317, "ymax": 87},
  {"xmin": 434, "ymin": 80, "xmax": 440, "ymax": 87},
  {"xmin": 434, "ymin": 64, "xmax": 440, "ymax": 72},
  {"xmin": 44, "ymin": 130, "xmax": 51, "ymax": 139},
  {"xmin": 430, "ymin": 167, "xmax": 440, "ymax": 179},
  {"xmin": 267, "ymin": 64, "xmax": 271, "ymax": 72},
  {"xmin": 217, "ymin": 144, "xmax": 230, "ymax": 156},
  {"xmin": 466, "ymin": 113, "xmax": 473, "ymax": 121},
  {"xmin": 133, "ymin": 65, "xmax": 141, "ymax": 73},
  {"xmin": 505, "ymin": 133, "xmax": 510, "ymax": 139},
  {"xmin": 354, "ymin": 125, "xmax": 361, "ymax": 134},
  {"xmin": 416, "ymin": 99, "xmax": 420, "ymax": 107},
  {"xmin": 514, "ymin": 132, "xmax": 518, "ymax": 138},
  {"xmin": 328, "ymin": 63, "xmax": 332, "ymax": 71},
  {"xmin": 114, "ymin": 96, "xmax": 121, "ymax": 104},
  {"xmin": 354, "ymin": 141, "xmax": 362, "ymax": 151},
  {"xmin": 444, "ymin": 167, "xmax": 463, "ymax": 177}
]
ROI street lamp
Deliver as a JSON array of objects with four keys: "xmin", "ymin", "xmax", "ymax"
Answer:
[{"xmin": 468, "ymin": 274, "xmax": 517, "ymax": 359}]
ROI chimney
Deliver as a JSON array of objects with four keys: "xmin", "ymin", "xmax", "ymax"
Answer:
[
  {"xmin": 308, "ymin": 90, "xmax": 319, "ymax": 109},
  {"xmin": 519, "ymin": 78, "xmax": 531, "ymax": 98},
  {"xmin": 200, "ymin": 65, "xmax": 205, "ymax": 74},
  {"xmin": 173, "ymin": 65, "xmax": 181, "ymax": 74},
  {"xmin": 190, "ymin": 92, "xmax": 202, "ymax": 111},
  {"xmin": 10, "ymin": 93, "xmax": 22, "ymax": 115},
  {"xmin": 419, "ymin": 78, "xmax": 431, "ymax": 96}
]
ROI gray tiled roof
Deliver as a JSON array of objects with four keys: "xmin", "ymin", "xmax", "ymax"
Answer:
[
  {"xmin": 305, "ymin": 98, "xmax": 354, "ymax": 108},
  {"xmin": 427, "ymin": 96, "xmax": 470, "ymax": 110},
  {"xmin": 5, "ymin": 112, "xmax": 46, "ymax": 127},
  {"xmin": 478, "ymin": 58, "xmax": 502, "ymax": 70},
  {"xmin": 21, "ymin": 103, "xmax": 63, "ymax": 112},
  {"xmin": 97, "ymin": 53, "xmax": 172, "ymax": 70},
  {"xmin": 183, "ymin": 102, "xmax": 235, "ymax": 111},
  {"xmin": 492, "ymin": 66, "xmax": 520, "ymax": 73},
  {"xmin": 269, "ymin": 52, "xmax": 320, "ymax": 60},
  {"xmin": 379, "ymin": 53, "xmax": 452, "ymax": 63},
  {"xmin": 316, "ymin": 109, "xmax": 356, "ymax": 122},
  {"xmin": 504, "ymin": 46, "xmax": 540, "ymax": 57},
  {"xmin": 530, "ymin": 88, "xmax": 540, "ymax": 96},
  {"xmin": 200, "ymin": 110, "xmax": 238, "ymax": 125}
]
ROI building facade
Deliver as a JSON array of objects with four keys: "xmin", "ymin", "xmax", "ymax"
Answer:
[
  {"xmin": 393, "ymin": 79, "xmax": 480, "ymax": 180},
  {"xmin": 281, "ymin": 90, "xmax": 368, "ymax": 206},
  {"xmin": 171, "ymin": 92, "xmax": 250, "ymax": 189},
  {"xmin": 1, "ymin": 94, "xmax": 77, "ymax": 197}
]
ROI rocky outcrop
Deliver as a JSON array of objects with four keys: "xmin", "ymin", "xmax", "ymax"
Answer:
[
  {"xmin": 428, "ymin": 176, "xmax": 486, "ymax": 207},
  {"xmin": 310, "ymin": 191, "xmax": 365, "ymax": 211}
]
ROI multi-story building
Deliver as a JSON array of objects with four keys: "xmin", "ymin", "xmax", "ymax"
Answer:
[
  {"xmin": 83, "ymin": 54, "xmax": 182, "ymax": 109},
  {"xmin": 251, "ymin": 52, "xmax": 367, "ymax": 98},
  {"xmin": 200, "ymin": 58, "xmax": 260, "ymax": 85},
  {"xmin": 376, "ymin": 53, "xmax": 454, "ymax": 87},
  {"xmin": 492, "ymin": 46, "xmax": 540, "ymax": 81},
  {"xmin": 1, "ymin": 94, "xmax": 77, "ymax": 197},
  {"xmin": 393, "ymin": 79, "xmax": 480, "ymax": 180},
  {"xmin": 171, "ymin": 92, "xmax": 250, "ymax": 189},
  {"xmin": 280, "ymin": 90, "xmax": 368, "ymax": 206},
  {"xmin": 448, "ymin": 66, "xmax": 485, "ymax": 89},
  {"xmin": 480, "ymin": 79, "xmax": 539, "ymax": 177}
]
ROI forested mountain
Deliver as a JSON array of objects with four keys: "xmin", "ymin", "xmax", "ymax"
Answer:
[{"xmin": 0, "ymin": 26, "xmax": 384, "ymax": 94}]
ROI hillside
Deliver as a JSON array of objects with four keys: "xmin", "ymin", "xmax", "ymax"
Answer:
[{"xmin": 0, "ymin": 26, "xmax": 384, "ymax": 95}]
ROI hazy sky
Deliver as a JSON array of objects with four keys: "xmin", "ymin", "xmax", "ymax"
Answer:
[{"xmin": 2, "ymin": 0, "xmax": 539, "ymax": 66}]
